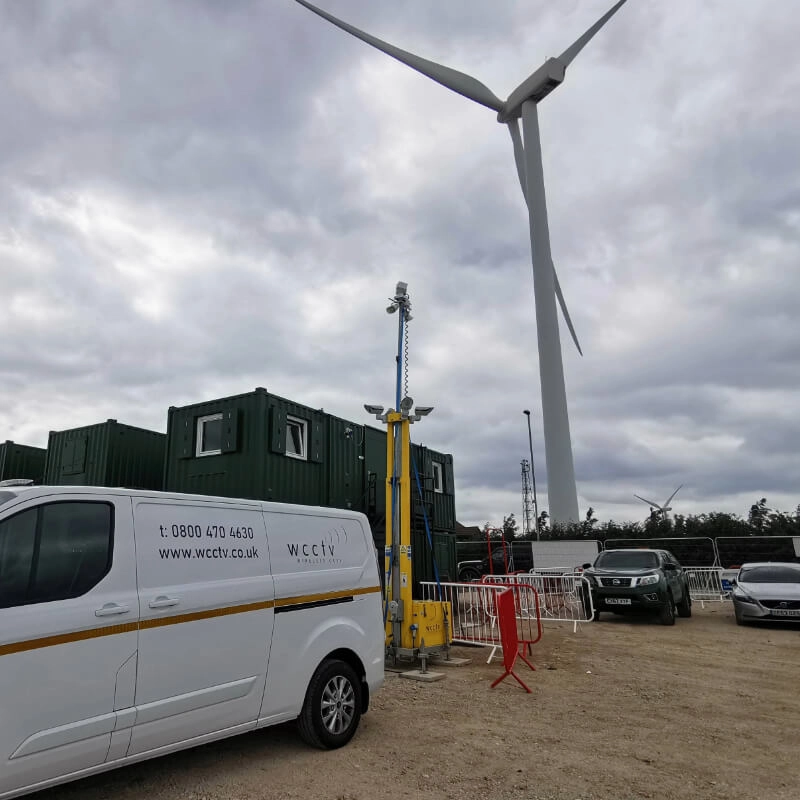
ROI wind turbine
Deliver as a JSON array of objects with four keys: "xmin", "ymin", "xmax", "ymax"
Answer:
[
  {"xmin": 634, "ymin": 485, "xmax": 684, "ymax": 522},
  {"xmin": 293, "ymin": 0, "xmax": 630, "ymax": 524}
]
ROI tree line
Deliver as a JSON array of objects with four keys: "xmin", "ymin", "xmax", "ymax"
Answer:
[{"xmin": 478, "ymin": 498, "xmax": 800, "ymax": 543}]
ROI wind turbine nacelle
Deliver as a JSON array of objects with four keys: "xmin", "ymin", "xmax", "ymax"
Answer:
[{"xmin": 497, "ymin": 58, "xmax": 566, "ymax": 122}]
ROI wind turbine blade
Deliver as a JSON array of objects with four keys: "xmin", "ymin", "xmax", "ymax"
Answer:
[
  {"xmin": 664, "ymin": 484, "xmax": 683, "ymax": 508},
  {"xmin": 507, "ymin": 119, "xmax": 527, "ymax": 196},
  {"xmin": 557, "ymin": 0, "xmax": 629, "ymax": 68},
  {"xmin": 294, "ymin": 0, "xmax": 504, "ymax": 112},
  {"xmin": 507, "ymin": 120, "xmax": 582, "ymax": 356},
  {"xmin": 553, "ymin": 268, "xmax": 583, "ymax": 356},
  {"xmin": 634, "ymin": 494, "xmax": 661, "ymax": 509}
]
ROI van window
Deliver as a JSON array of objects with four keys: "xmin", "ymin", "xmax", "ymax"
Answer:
[
  {"xmin": 0, "ymin": 502, "xmax": 113, "ymax": 608},
  {"xmin": 0, "ymin": 508, "xmax": 37, "ymax": 607}
]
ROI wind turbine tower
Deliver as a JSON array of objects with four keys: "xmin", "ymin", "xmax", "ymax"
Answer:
[{"xmin": 294, "ymin": 0, "xmax": 630, "ymax": 523}]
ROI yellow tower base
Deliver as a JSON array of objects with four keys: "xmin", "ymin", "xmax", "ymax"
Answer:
[{"xmin": 384, "ymin": 410, "xmax": 452, "ymax": 658}]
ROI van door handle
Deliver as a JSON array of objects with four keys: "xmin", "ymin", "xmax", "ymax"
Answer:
[
  {"xmin": 149, "ymin": 596, "xmax": 180, "ymax": 609},
  {"xmin": 95, "ymin": 603, "xmax": 131, "ymax": 617}
]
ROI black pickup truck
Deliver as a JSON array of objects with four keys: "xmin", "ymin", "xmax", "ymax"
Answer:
[{"xmin": 581, "ymin": 548, "xmax": 692, "ymax": 625}]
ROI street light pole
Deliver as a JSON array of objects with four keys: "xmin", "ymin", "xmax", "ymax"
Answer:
[{"xmin": 523, "ymin": 410, "xmax": 540, "ymax": 540}]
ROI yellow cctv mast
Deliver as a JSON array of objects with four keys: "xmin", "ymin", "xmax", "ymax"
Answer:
[{"xmin": 364, "ymin": 282, "xmax": 451, "ymax": 668}]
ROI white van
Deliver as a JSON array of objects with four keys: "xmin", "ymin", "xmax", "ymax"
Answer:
[{"xmin": 0, "ymin": 485, "xmax": 384, "ymax": 799}]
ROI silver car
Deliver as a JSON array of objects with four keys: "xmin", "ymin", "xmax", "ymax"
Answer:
[{"xmin": 731, "ymin": 562, "xmax": 800, "ymax": 625}]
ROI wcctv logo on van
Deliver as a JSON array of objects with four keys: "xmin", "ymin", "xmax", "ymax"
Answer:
[{"xmin": 286, "ymin": 527, "xmax": 347, "ymax": 566}]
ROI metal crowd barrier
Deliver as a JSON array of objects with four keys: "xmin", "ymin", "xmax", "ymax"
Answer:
[
  {"xmin": 419, "ymin": 580, "xmax": 542, "ymax": 663},
  {"xmin": 684, "ymin": 567, "xmax": 731, "ymax": 606},
  {"xmin": 445, "ymin": 571, "xmax": 593, "ymax": 633},
  {"xmin": 522, "ymin": 572, "xmax": 594, "ymax": 631}
]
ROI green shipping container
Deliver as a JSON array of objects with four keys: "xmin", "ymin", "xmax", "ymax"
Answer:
[
  {"xmin": 44, "ymin": 420, "xmax": 165, "ymax": 490},
  {"xmin": 163, "ymin": 388, "xmax": 458, "ymax": 596},
  {"xmin": 0, "ymin": 441, "xmax": 47, "ymax": 483},
  {"xmin": 164, "ymin": 388, "xmax": 342, "ymax": 507}
]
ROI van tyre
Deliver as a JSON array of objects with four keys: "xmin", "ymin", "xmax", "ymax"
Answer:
[
  {"xmin": 676, "ymin": 585, "xmax": 692, "ymax": 618},
  {"xmin": 659, "ymin": 593, "xmax": 676, "ymax": 626},
  {"xmin": 298, "ymin": 659, "xmax": 362, "ymax": 750}
]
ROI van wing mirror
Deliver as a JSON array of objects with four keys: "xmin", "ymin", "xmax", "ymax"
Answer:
[{"xmin": 582, "ymin": 562, "xmax": 592, "ymax": 570}]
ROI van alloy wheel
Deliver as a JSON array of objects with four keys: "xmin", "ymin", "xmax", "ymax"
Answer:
[
  {"xmin": 298, "ymin": 658, "xmax": 363, "ymax": 749},
  {"xmin": 321, "ymin": 675, "xmax": 356, "ymax": 735}
]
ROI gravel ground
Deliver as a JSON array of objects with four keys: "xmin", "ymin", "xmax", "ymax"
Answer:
[{"xmin": 40, "ymin": 605, "xmax": 800, "ymax": 800}]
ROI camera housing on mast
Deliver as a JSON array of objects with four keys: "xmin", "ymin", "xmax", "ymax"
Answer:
[{"xmin": 386, "ymin": 281, "xmax": 412, "ymax": 319}]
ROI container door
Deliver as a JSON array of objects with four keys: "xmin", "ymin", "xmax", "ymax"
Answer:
[
  {"xmin": 128, "ymin": 500, "xmax": 274, "ymax": 756},
  {"xmin": 0, "ymin": 494, "xmax": 138, "ymax": 796}
]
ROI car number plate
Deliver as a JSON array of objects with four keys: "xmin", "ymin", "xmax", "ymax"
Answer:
[
  {"xmin": 771, "ymin": 608, "xmax": 800, "ymax": 617},
  {"xmin": 605, "ymin": 598, "xmax": 631, "ymax": 605}
]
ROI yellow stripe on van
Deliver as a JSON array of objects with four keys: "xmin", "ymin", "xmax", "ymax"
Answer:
[
  {"xmin": 0, "ymin": 587, "xmax": 381, "ymax": 657},
  {"xmin": 138, "ymin": 599, "xmax": 275, "ymax": 630},
  {"xmin": 0, "ymin": 622, "xmax": 139, "ymax": 658}
]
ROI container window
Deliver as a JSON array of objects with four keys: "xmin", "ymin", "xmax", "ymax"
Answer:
[
  {"xmin": 432, "ymin": 462, "xmax": 444, "ymax": 494},
  {"xmin": 196, "ymin": 413, "xmax": 223, "ymax": 457},
  {"xmin": 285, "ymin": 416, "xmax": 307, "ymax": 460}
]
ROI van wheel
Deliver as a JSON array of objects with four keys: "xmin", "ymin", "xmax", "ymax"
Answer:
[{"xmin": 298, "ymin": 659, "xmax": 362, "ymax": 750}]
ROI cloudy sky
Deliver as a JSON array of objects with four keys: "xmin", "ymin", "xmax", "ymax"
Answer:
[{"xmin": 2, "ymin": 0, "xmax": 798, "ymax": 527}]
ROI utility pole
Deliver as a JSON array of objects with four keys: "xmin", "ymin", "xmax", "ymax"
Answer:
[{"xmin": 523, "ymin": 410, "xmax": 540, "ymax": 540}]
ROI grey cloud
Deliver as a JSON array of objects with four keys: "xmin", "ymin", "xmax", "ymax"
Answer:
[{"xmin": 1, "ymin": 0, "xmax": 799, "ymax": 529}]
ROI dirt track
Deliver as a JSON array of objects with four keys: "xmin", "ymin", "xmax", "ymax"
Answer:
[{"xmin": 42, "ymin": 605, "xmax": 800, "ymax": 800}]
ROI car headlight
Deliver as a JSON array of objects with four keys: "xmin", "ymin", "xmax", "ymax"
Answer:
[
  {"xmin": 733, "ymin": 591, "xmax": 758, "ymax": 605},
  {"xmin": 637, "ymin": 574, "xmax": 660, "ymax": 587}
]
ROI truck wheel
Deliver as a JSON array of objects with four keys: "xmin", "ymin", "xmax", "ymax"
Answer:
[
  {"xmin": 298, "ymin": 659, "xmax": 362, "ymax": 750},
  {"xmin": 580, "ymin": 589, "xmax": 595, "ymax": 621},
  {"xmin": 459, "ymin": 566, "xmax": 481, "ymax": 582},
  {"xmin": 659, "ymin": 593, "xmax": 676, "ymax": 626},
  {"xmin": 676, "ymin": 584, "xmax": 692, "ymax": 618}
]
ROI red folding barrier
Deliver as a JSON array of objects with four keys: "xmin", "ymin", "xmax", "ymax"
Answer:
[{"xmin": 490, "ymin": 586, "xmax": 538, "ymax": 693}]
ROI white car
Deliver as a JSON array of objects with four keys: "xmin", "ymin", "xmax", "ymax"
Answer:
[
  {"xmin": 731, "ymin": 562, "xmax": 800, "ymax": 625},
  {"xmin": 0, "ymin": 485, "xmax": 384, "ymax": 799}
]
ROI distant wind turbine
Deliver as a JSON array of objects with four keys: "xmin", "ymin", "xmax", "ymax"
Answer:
[
  {"xmin": 635, "ymin": 485, "xmax": 684, "ymax": 522},
  {"xmin": 293, "ymin": 0, "xmax": 630, "ymax": 524}
]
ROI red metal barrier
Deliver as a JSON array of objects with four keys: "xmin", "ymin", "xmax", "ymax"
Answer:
[{"xmin": 490, "ymin": 586, "xmax": 539, "ymax": 692}]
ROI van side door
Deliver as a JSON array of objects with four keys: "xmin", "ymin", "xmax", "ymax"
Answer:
[
  {"xmin": 128, "ymin": 499, "xmax": 274, "ymax": 757},
  {"xmin": 0, "ymin": 494, "xmax": 138, "ymax": 797}
]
